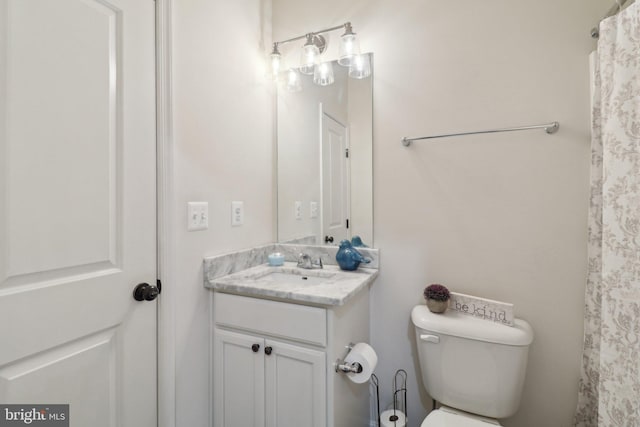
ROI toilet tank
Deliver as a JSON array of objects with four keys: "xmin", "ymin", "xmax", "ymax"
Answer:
[{"xmin": 411, "ymin": 306, "xmax": 533, "ymax": 419}]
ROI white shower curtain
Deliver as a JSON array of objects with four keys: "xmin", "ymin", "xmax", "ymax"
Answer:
[{"xmin": 575, "ymin": 2, "xmax": 640, "ymax": 426}]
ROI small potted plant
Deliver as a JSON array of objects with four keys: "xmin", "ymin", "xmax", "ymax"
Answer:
[{"xmin": 424, "ymin": 284, "xmax": 450, "ymax": 313}]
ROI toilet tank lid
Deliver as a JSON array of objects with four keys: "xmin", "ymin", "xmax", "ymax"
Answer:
[{"xmin": 411, "ymin": 305, "xmax": 533, "ymax": 346}]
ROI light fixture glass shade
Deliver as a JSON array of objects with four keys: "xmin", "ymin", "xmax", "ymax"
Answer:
[
  {"xmin": 270, "ymin": 51, "xmax": 282, "ymax": 79},
  {"xmin": 348, "ymin": 54, "xmax": 371, "ymax": 79},
  {"xmin": 286, "ymin": 68, "xmax": 302, "ymax": 92},
  {"xmin": 313, "ymin": 61, "xmax": 334, "ymax": 86},
  {"xmin": 299, "ymin": 40, "xmax": 319, "ymax": 75},
  {"xmin": 338, "ymin": 33, "xmax": 360, "ymax": 66}
]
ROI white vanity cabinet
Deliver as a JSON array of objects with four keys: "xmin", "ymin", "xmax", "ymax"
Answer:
[
  {"xmin": 211, "ymin": 289, "xmax": 371, "ymax": 427},
  {"xmin": 214, "ymin": 329, "xmax": 326, "ymax": 427}
]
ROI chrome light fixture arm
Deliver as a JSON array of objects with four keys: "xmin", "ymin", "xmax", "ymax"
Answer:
[
  {"xmin": 271, "ymin": 22, "xmax": 356, "ymax": 66},
  {"xmin": 274, "ymin": 22, "xmax": 352, "ymax": 49}
]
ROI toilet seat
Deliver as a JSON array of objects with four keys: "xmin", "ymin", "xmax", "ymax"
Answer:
[{"xmin": 420, "ymin": 408, "xmax": 501, "ymax": 427}]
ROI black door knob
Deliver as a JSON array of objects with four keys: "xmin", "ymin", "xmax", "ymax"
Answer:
[
  {"xmin": 324, "ymin": 235, "xmax": 334, "ymax": 243},
  {"xmin": 264, "ymin": 346, "xmax": 273, "ymax": 356},
  {"xmin": 133, "ymin": 283, "xmax": 160, "ymax": 301},
  {"xmin": 252, "ymin": 344, "xmax": 260, "ymax": 353}
]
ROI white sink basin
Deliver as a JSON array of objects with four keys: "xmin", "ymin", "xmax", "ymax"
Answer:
[{"xmin": 258, "ymin": 269, "xmax": 335, "ymax": 286}]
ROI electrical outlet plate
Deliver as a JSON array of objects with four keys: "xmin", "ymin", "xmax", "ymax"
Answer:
[
  {"xmin": 231, "ymin": 201, "xmax": 244, "ymax": 226},
  {"xmin": 295, "ymin": 201, "xmax": 302, "ymax": 220},
  {"xmin": 310, "ymin": 201, "xmax": 318, "ymax": 219},
  {"xmin": 187, "ymin": 202, "xmax": 208, "ymax": 231}
]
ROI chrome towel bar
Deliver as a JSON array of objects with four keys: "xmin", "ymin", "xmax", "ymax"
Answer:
[{"xmin": 401, "ymin": 121, "xmax": 559, "ymax": 147}]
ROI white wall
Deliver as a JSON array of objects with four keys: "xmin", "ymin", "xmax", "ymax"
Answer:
[
  {"xmin": 273, "ymin": 1, "xmax": 602, "ymax": 426},
  {"xmin": 171, "ymin": 0, "xmax": 274, "ymax": 425}
]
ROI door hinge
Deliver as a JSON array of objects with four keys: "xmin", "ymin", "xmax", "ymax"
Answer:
[
  {"xmin": 157, "ymin": 279, "xmax": 162, "ymax": 294},
  {"xmin": 345, "ymin": 148, "xmax": 349, "ymax": 158},
  {"xmin": 346, "ymin": 219, "xmax": 350, "ymax": 229}
]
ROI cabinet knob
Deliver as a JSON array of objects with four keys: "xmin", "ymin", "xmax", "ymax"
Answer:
[
  {"xmin": 264, "ymin": 346, "xmax": 273, "ymax": 356},
  {"xmin": 251, "ymin": 344, "xmax": 260, "ymax": 353}
]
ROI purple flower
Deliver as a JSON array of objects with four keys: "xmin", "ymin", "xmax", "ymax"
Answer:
[{"xmin": 424, "ymin": 284, "xmax": 450, "ymax": 302}]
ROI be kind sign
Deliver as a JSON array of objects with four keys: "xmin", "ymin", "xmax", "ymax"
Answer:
[{"xmin": 448, "ymin": 292, "xmax": 514, "ymax": 327}]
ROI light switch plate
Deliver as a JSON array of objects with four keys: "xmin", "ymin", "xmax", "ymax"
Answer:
[
  {"xmin": 187, "ymin": 202, "xmax": 208, "ymax": 231},
  {"xmin": 231, "ymin": 201, "xmax": 244, "ymax": 226},
  {"xmin": 310, "ymin": 201, "xmax": 318, "ymax": 218}
]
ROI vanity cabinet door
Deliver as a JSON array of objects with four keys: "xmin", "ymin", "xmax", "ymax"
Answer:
[
  {"xmin": 264, "ymin": 340, "xmax": 326, "ymax": 427},
  {"xmin": 213, "ymin": 329, "xmax": 265, "ymax": 427}
]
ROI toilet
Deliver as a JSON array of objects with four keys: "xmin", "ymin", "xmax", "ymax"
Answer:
[{"xmin": 411, "ymin": 305, "xmax": 534, "ymax": 426}]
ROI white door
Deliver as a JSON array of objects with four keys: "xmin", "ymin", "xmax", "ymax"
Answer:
[
  {"xmin": 265, "ymin": 339, "xmax": 326, "ymax": 427},
  {"xmin": 0, "ymin": 1, "xmax": 157, "ymax": 426},
  {"xmin": 213, "ymin": 329, "xmax": 265, "ymax": 427},
  {"xmin": 321, "ymin": 113, "xmax": 350, "ymax": 245}
]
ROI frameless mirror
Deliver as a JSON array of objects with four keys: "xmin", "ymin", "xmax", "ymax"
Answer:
[{"xmin": 276, "ymin": 53, "xmax": 373, "ymax": 247}]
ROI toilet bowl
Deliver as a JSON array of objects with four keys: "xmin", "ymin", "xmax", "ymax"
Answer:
[{"xmin": 411, "ymin": 305, "xmax": 533, "ymax": 426}]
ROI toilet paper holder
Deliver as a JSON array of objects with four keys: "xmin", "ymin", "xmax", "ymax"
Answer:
[{"xmin": 334, "ymin": 342, "xmax": 364, "ymax": 374}]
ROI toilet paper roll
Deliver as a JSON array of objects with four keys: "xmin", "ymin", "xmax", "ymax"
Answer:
[
  {"xmin": 343, "ymin": 342, "xmax": 377, "ymax": 384},
  {"xmin": 380, "ymin": 409, "xmax": 407, "ymax": 427}
]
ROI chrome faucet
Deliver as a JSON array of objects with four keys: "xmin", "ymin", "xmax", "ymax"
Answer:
[{"xmin": 297, "ymin": 253, "xmax": 323, "ymax": 269}]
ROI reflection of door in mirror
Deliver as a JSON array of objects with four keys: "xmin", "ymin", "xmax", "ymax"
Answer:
[{"xmin": 321, "ymin": 112, "xmax": 349, "ymax": 244}]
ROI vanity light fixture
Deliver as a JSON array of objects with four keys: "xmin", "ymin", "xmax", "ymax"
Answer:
[
  {"xmin": 270, "ymin": 43, "xmax": 282, "ymax": 77},
  {"xmin": 270, "ymin": 22, "xmax": 369, "ymax": 87},
  {"xmin": 338, "ymin": 23, "xmax": 359, "ymax": 66},
  {"xmin": 299, "ymin": 34, "xmax": 323, "ymax": 75}
]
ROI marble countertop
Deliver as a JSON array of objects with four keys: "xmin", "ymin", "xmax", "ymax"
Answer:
[{"xmin": 205, "ymin": 262, "xmax": 378, "ymax": 306}]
